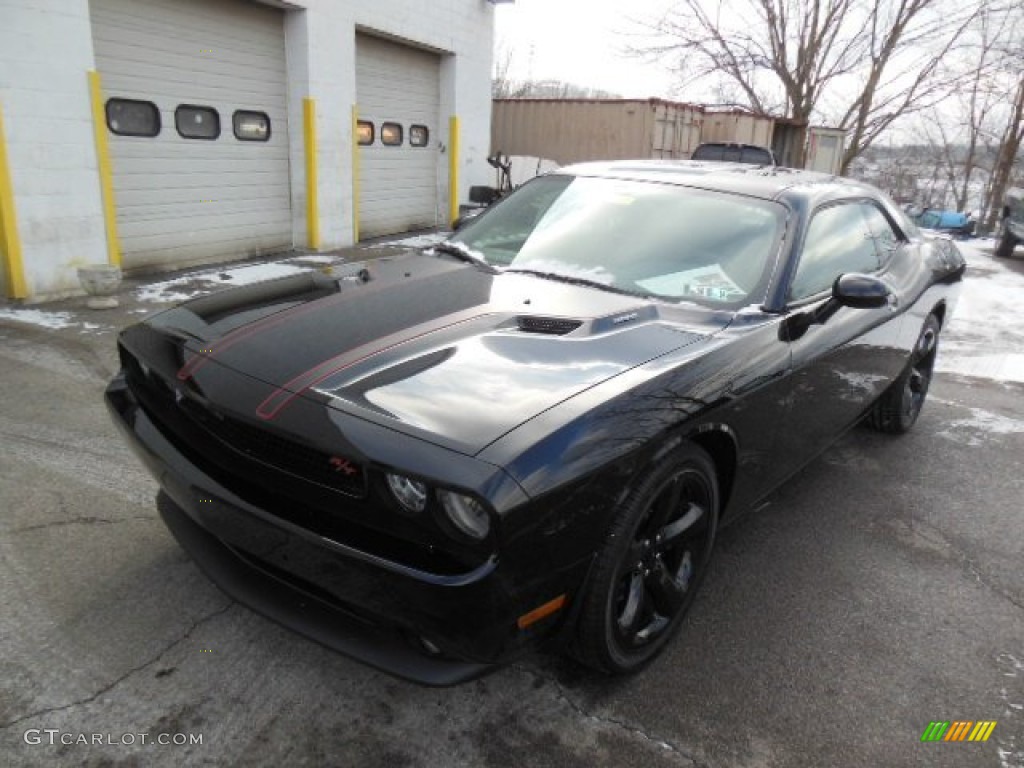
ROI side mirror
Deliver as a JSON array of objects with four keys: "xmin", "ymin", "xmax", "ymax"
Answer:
[
  {"xmin": 469, "ymin": 185, "xmax": 500, "ymax": 205},
  {"xmin": 832, "ymin": 273, "xmax": 892, "ymax": 309},
  {"xmin": 782, "ymin": 273, "xmax": 892, "ymax": 341}
]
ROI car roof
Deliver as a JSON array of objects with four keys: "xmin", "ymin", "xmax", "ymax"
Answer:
[{"xmin": 555, "ymin": 159, "xmax": 877, "ymax": 208}]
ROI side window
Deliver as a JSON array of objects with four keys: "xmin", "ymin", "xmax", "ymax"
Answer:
[
  {"xmin": 233, "ymin": 110, "xmax": 270, "ymax": 141},
  {"xmin": 789, "ymin": 203, "xmax": 880, "ymax": 302},
  {"xmin": 380, "ymin": 122, "xmax": 403, "ymax": 146},
  {"xmin": 740, "ymin": 146, "xmax": 773, "ymax": 164},
  {"xmin": 175, "ymin": 105, "xmax": 220, "ymax": 140},
  {"xmin": 409, "ymin": 124, "xmax": 429, "ymax": 147},
  {"xmin": 356, "ymin": 120, "xmax": 374, "ymax": 146},
  {"xmin": 106, "ymin": 99, "xmax": 160, "ymax": 137},
  {"xmin": 692, "ymin": 144, "xmax": 724, "ymax": 161},
  {"xmin": 860, "ymin": 203, "xmax": 902, "ymax": 263}
]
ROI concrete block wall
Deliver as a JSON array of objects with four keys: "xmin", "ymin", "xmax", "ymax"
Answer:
[{"xmin": 0, "ymin": 0, "xmax": 109, "ymax": 301}]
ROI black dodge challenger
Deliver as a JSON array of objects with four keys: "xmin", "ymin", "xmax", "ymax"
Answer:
[{"xmin": 107, "ymin": 161, "xmax": 966, "ymax": 685}]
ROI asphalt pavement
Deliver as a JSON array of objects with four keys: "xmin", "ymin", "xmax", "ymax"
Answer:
[{"xmin": 0, "ymin": 239, "xmax": 1021, "ymax": 768}]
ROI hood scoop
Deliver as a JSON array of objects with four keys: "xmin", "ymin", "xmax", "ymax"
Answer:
[{"xmin": 517, "ymin": 316, "xmax": 583, "ymax": 335}]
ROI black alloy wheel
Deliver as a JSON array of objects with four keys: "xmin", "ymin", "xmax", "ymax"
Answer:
[
  {"xmin": 868, "ymin": 314, "xmax": 941, "ymax": 434},
  {"xmin": 575, "ymin": 443, "xmax": 719, "ymax": 674}
]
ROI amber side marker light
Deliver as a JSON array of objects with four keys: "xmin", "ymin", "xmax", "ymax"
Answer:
[{"xmin": 517, "ymin": 594, "xmax": 567, "ymax": 630}]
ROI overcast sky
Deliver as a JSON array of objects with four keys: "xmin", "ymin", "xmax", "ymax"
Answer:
[
  {"xmin": 490, "ymin": 0, "xmax": 938, "ymax": 140},
  {"xmin": 493, "ymin": 0, "xmax": 679, "ymax": 99}
]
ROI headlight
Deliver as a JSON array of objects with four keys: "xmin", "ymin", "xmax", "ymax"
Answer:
[
  {"xmin": 386, "ymin": 473, "xmax": 428, "ymax": 514},
  {"xmin": 437, "ymin": 490, "xmax": 490, "ymax": 539}
]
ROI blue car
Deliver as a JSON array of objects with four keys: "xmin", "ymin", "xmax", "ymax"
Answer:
[{"xmin": 915, "ymin": 209, "xmax": 975, "ymax": 239}]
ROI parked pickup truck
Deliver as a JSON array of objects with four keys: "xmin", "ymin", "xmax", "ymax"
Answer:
[
  {"xmin": 996, "ymin": 187, "xmax": 1023, "ymax": 258},
  {"xmin": 690, "ymin": 142, "xmax": 776, "ymax": 165}
]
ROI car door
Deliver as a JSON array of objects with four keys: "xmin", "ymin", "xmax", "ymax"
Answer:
[{"xmin": 773, "ymin": 200, "xmax": 908, "ymax": 471}]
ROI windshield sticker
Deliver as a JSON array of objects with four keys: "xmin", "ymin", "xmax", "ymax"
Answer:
[{"xmin": 637, "ymin": 265, "xmax": 745, "ymax": 301}]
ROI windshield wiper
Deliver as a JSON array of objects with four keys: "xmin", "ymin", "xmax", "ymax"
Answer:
[
  {"xmin": 427, "ymin": 241, "xmax": 496, "ymax": 272},
  {"xmin": 502, "ymin": 268, "xmax": 646, "ymax": 298}
]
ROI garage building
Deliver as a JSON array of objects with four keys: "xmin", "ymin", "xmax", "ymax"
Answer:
[{"xmin": 0, "ymin": 0, "xmax": 496, "ymax": 301}]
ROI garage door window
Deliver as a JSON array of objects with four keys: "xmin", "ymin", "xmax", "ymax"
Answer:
[
  {"xmin": 106, "ymin": 99, "xmax": 160, "ymax": 137},
  {"xmin": 381, "ymin": 122, "xmax": 403, "ymax": 146},
  {"xmin": 410, "ymin": 125, "xmax": 429, "ymax": 147},
  {"xmin": 357, "ymin": 120, "xmax": 374, "ymax": 146},
  {"xmin": 233, "ymin": 110, "xmax": 270, "ymax": 141},
  {"xmin": 175, "ymin": 105, "xmax": 220, "ymax": 140}
]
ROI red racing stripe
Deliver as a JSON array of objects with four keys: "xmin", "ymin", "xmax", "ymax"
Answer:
[
  {"xmin": 255, "ymin": 311, "xmax": 496, "ymax": 421},
  {"xmin": 176, "ymin": 277, "xmax": 398, "ymax": 382}
]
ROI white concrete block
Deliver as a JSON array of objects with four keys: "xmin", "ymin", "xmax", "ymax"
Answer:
[{"xmin": 0, "ymin": 0, "xmax": 107, "ymax": 300}]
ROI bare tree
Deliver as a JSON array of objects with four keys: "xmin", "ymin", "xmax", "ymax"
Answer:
[
  {"xmin": 982, "ymin": 75, "xmax": 1024, "ymax": 231},
  {"xmin": 910, "ymin": 2, "xmax": 1017, "ymax": 220},
  {"xmin": 639, "ymin": 0, "xmax": 982, "ymax": 170},
  {"xmin": 492, "ymin": 39, "xmax": 620, "ymax": 100},
  {"xmin": 492, "ymin": 45, "xmax": 517, "ymax": 99},
  {"xmin": 920, "ymin": 114, "xmax": 966, "ymax": 208},
  {"xmin": 948, "ymin": 8, "xmax": 1006, "ymax": 213},
  {"xmin": 977, "ymin": 4, "xmax": 1024, "ymax": 231}
]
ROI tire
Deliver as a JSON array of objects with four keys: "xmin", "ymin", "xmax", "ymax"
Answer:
[
  {"xmin": 867, "ymin": 314, "xmax": 941, "ymax": 434},
  {"xmin": 574, "ymin": 442, "xmax": 719, "ymax": 674},
  {"xmin": 995, "ymin": 219, "xmax": 1018, "ymax": 258}
]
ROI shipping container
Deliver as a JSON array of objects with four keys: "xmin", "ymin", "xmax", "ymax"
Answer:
[
  {"xmin": 491, "ymin": 99, "xmax": 845, "ymax": 175},
  {"xmin": 491, "ymin": 99, "xmax": 703, "ymax": 165}
]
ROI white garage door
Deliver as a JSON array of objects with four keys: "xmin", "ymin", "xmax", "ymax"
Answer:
[
  {"xmin": 90, "ymin": 0, "xmax": 291, "ymax": 271},
  {"xmin": 356, "ymin": 34, "xmax": 442, "ymax": 239}
]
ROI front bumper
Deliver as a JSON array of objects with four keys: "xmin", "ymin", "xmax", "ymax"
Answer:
[
  {"xmin": 106, "ymin": 374, "xmax": 588, "ymax": 685},
  {"xmin": 155, "ymin": 490, "xmax": 490, "ymax": 685}
]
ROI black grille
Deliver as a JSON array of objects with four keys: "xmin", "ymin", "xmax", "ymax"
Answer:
[
  {"xmin": 179, "ymin": 399, "xmax": 368, "ymax": 498},
  {"xmin": 517, "ymin": 316, "xmax": 582, "ymax": 335}
]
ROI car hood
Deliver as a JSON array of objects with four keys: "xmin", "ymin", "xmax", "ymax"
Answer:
[{"xmin": 150, "ymin": 252, "xmax": 725, "ymax": 455}]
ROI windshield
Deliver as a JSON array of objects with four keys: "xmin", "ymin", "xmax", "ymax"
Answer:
[{"xmin": 448, "ymin": 174, "xmax": 786, "ymax": 307}]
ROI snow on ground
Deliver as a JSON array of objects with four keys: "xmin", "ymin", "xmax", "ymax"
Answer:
[
  {"xmin": 0, "ymin": 308, "xmax": 110, "ymax": 334},
  {"xmin": 381, "ymin": 232, "xmax": 446, "ymax": 249},
  {"xmin": 0, "ymin": 308, "xmax": 76, "ymax": 329},
  {"xmin": 134, "ymin": 262, "xmax": 310, "ymax": 303},
  {"xmin": 132, "ymin": 236, "xmax": 441, "ymax": 304},
  {"xmin": 199, "ymin": 263, "xmax": 309, "ymax": 286},
  {"xmin": 937, "ymin": 237, "xmax": 1024, "ymax": 385},
  {"xmin": 934, "ymin": 404, "xmax": 1024, "ymax": 447},
  {"xmin": 285, "ymin": 254, "xmax": 340, "ymax": 265},
  {"xmin": 134, "ymin": 278, "xmax": 204, "ymax": 304}
]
